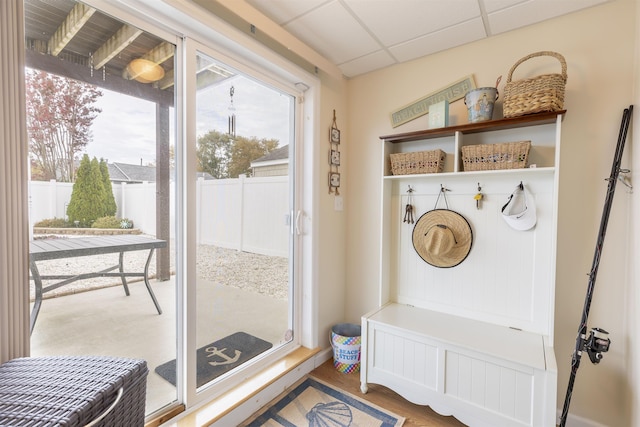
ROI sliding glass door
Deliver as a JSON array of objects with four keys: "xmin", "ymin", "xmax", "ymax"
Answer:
[
  {"xmin": 187, "ymin": 48, "xmax": 295, "ymax": 392},
  {"xmin": 25, "ymin": 0, "xmax": 305, "ymax": 418}
]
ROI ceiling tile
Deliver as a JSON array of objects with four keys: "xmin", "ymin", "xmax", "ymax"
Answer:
[
  {"xmin": 338, "ymin": 49, "xmax": 397, "ymax": 77},
  {"xmin": 245, "ymin": 0, "xmax": 613, "ymax": 77},
  {"xmin": 245, "ymin": 0, "xmax": 327, "ymax": 24},
  {"xmin": 283, "ymin": 1, "xmax": 380, "ymax": 64},
  {"xmin": 389, "ymin": 17, "xmax": 486, "ymax": 62},
  {"xmin": 487, "ymin": 0, "xmax": 609, "ymax": 35},
  {"xmin": 483, "ymin": 0, "xmax": 528, "ymax": 14},
  {"xmin": 344, "ymin": 0, "xmax": 482, "ymax": 46}
]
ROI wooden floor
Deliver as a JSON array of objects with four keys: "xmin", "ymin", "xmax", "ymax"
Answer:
[{"xmin": 309, "ymin": 359, "xmax": 467, "ymax": 427}]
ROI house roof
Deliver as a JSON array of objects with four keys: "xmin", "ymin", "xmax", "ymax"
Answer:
[
  {"xmin": 251, "ymin": 145, "xmax": 289, "ymax": 166},
  {"xmin": 108, "ymin": 162, "xmax": 157, "ymax": 183},
  {"xmin": 107, "ymin": 162, "xmax": 214, "ymax": 183}
]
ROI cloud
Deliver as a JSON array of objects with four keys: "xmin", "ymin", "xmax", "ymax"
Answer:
[{"xmin": 87, "ymin": 75, "xmax": 292, "ymax": 167}]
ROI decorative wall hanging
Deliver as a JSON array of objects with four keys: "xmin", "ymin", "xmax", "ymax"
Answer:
[{"xmin": 329, "ymin": 110, "xmax": 341, "ymax": 195}]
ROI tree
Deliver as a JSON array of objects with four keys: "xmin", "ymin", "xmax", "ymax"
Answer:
[
  {"xmin": 100, "ymin": 158, "xmax": 117, "ymax": 217},
  {"xmin": 196, "ymin": 130, "xmax": 233, "ymax": 178},
  {"xmin": 229, "ymin": 136, "xmax": 278, "ymax": 177},
  {"xmin": 25, "ymin": 69, "xmax": 102, "ymax": 182},
  {"xmin": 196, "ymin": 130, "xmax": 279, "ymax": 178},
  {"xmin": 66, "ymin": 155, "xmax": 106, "ymax": 226}
]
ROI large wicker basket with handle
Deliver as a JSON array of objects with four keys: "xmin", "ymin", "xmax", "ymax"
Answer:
[{"xmin": 503, "ymin": 51, "xmax": 567, "ymax": 118}]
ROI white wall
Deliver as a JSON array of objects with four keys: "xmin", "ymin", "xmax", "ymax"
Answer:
[
  {"xmin": 345, "ymin": 0, "xmax": 636, "ymax": 425},
  {"xmin": 630, "ymin": 2, "xmax": 640, "ymax": 426}
]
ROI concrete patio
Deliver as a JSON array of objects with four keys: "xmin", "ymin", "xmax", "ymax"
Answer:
[{"xmin": 29, "ymin": 276, "xmax": 289, "ymax": 415}]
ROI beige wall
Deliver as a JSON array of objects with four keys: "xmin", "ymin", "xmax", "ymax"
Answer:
[
  {"xmin": 316, "ymin": 72, "xmax": 349, "ymax": 350},
  {"xmin": 345, "ymin": 0, "xmax": 636, "ymax": 425}
]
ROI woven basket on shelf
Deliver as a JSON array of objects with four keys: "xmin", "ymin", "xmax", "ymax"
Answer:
[
  {"xmin": 390, "ymin": 149, "xmax": 445, "ymax": 175},
  {"xmin": 503, "ymin": 51, "xmax": 567, "ymax": 118},
  {"xmin": 461, "ymin": 141, "xmax": 531, "ymax": 171}
]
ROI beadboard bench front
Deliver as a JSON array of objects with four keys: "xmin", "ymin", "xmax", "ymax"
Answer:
[{"xmin": 361, "ymin": 302, "xmax": 557, "ymax": 427}]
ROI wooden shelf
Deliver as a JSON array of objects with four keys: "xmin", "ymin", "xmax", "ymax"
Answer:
[{"xmin": 380, "ymin": 110, "xmax": 566, "ymax": 143}]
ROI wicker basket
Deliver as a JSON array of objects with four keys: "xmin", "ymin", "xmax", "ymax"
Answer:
[
  {"xmin": 461, "ymin": 141, "xmax": 531, "ymax": 171},
  {"xmin": 503, "ymin": 51, "xmax": 567, "ymax": 118},
  {"xmin": 390, "ymin": 149, "xmax": 445, "ymax": 175},
  {"xmin": 0, "ymin": 356, "xmax": 148, "ymax": 427}
]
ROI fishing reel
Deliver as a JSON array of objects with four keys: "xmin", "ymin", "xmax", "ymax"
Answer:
[{"xmin": 585, "ymin": 327, "xmax": 610, "ymax": 364}]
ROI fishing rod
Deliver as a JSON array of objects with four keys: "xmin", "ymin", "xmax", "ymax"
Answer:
[{"xmin": 559, "ymin": 105, "xmax": 633, "ymax": 426}]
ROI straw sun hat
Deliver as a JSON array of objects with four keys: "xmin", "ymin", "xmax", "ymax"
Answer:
[{"xmin": 412, "ymin": 209, "xmax": 473, "ymax": 268}]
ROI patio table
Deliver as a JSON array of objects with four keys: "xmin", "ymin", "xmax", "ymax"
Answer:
[{"xmin": 29, "ymin": 235, "xmax": 166, "ymax": 334}]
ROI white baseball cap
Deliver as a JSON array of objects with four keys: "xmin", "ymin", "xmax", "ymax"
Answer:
[{"xmin": 501, "ymin": 183, "xmax": 536, "ymax": 231}]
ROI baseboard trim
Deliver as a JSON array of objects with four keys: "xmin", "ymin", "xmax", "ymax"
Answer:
[{"xmin": 557, "ymin": 411, "xmax": 609, "ymax": 427}]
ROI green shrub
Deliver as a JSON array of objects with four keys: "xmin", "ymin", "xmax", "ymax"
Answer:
[
  {"xmin": 66, "ymin": 155, "xmax": 107, "ymax": 227},
  {"xmin": 34, "ymin": 217, "xmax": 70, "ymax": 228},
  {"xmin": 100, "ymin": 159, "xmax": 117, "ymax": 216},
  {"xmin": 91, "ymin": 216, "xmax": 134, "ymax": 229}
]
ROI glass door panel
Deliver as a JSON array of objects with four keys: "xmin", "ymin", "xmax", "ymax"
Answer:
[
  {"xmin": 192, "ymin": 51, "xmax": 294, "ymax": 390},
  {"xmin": 25, "ymin": 0, "xmax": 177, "ymax": 415}
]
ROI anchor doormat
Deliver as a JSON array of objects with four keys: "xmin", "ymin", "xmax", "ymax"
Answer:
[{"xmin": 155, "ymin": 331, "xmax": 273, "ymax": 387}]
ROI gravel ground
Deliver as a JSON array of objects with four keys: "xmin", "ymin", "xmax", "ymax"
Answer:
[{"xmin": 30, "ymin": 235, "xmax": 289, "ymax": 301}]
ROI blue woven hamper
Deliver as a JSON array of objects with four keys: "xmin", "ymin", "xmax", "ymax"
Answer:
[{"xmin": 0, "ymin": 356, "xmax": 147, "ymax": 426}]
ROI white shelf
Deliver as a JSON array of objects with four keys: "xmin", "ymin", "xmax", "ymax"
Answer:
[{"xmin": 383, "ymin": 166, "xmax": 555, "ymax": 181}]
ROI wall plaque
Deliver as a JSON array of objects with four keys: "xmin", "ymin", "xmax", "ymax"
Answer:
[{"xmin": 390, "ymin": 75, "xmax": 476, "ymax": 128}]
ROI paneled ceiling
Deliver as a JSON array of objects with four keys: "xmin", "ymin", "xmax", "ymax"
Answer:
[
  {"xmin": 24, "ymin": 0, "xmax": 612, "ymax": 89},
  {"xmin": 245, "ymin": 0, "xmax": 611, "ymax": 78}
]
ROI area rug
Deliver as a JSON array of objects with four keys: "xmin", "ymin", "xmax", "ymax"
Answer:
[
  {"xmin": 155, "ymin": 331, "xmax": 272, "ymax": 388},
  {"xmin": 242, "ymin": 376, "xmax": 405, "ymax": 426}
]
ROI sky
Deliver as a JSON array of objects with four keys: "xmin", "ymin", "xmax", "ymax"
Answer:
[{"xmin": 87, "ymin": 75, "xmax": 292, "ymax": 166}]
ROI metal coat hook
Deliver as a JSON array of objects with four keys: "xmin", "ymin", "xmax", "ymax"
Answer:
[{"xmin": 434, "ymin": 184, "xmax": 450, "ymax": 210}]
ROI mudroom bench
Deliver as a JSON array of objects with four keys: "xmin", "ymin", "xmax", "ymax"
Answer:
[
  {"xmin": 360, "ymin": 112, "xmax": 564, "ymax": 427},
  {"xmin": 361, "ymin": 303, "xmax": 557, "ymax": 426}
]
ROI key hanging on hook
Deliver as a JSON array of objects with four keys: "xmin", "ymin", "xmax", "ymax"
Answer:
[
  {"xmin": 403, "ymin": 185, "xmax": 415, "ymax": 224},
  {"xmin": 474, "ymin": 182, "xmax": 484, "ymax": 210}
]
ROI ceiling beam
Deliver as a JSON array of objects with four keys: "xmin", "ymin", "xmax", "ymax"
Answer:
[
  {"xmin": 196, "ymin": 0, "xmax": 342, "ymax": 79},
  {"xmin": 158, "ymin": 70, "xmax": 175, "ymax": 90},
  {"xmin": 93, "ymin": 25, "xmax": 143, "ymax": 69},
  {"xmin": 142, "ymin": 41, "xmax": 175, "ymax": 64},
  {"xmin": 26, "ymin": 49, "xmax": 174, "ymax": 107},
  {"xmin": 49, "ymin": 3, "xmax": 96, "ymax": 56}
]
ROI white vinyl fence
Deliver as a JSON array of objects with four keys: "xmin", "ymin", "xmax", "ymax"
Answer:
[{"xmin": 29, "ymin": 175, "xmax": 290, "ymax": 257}]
